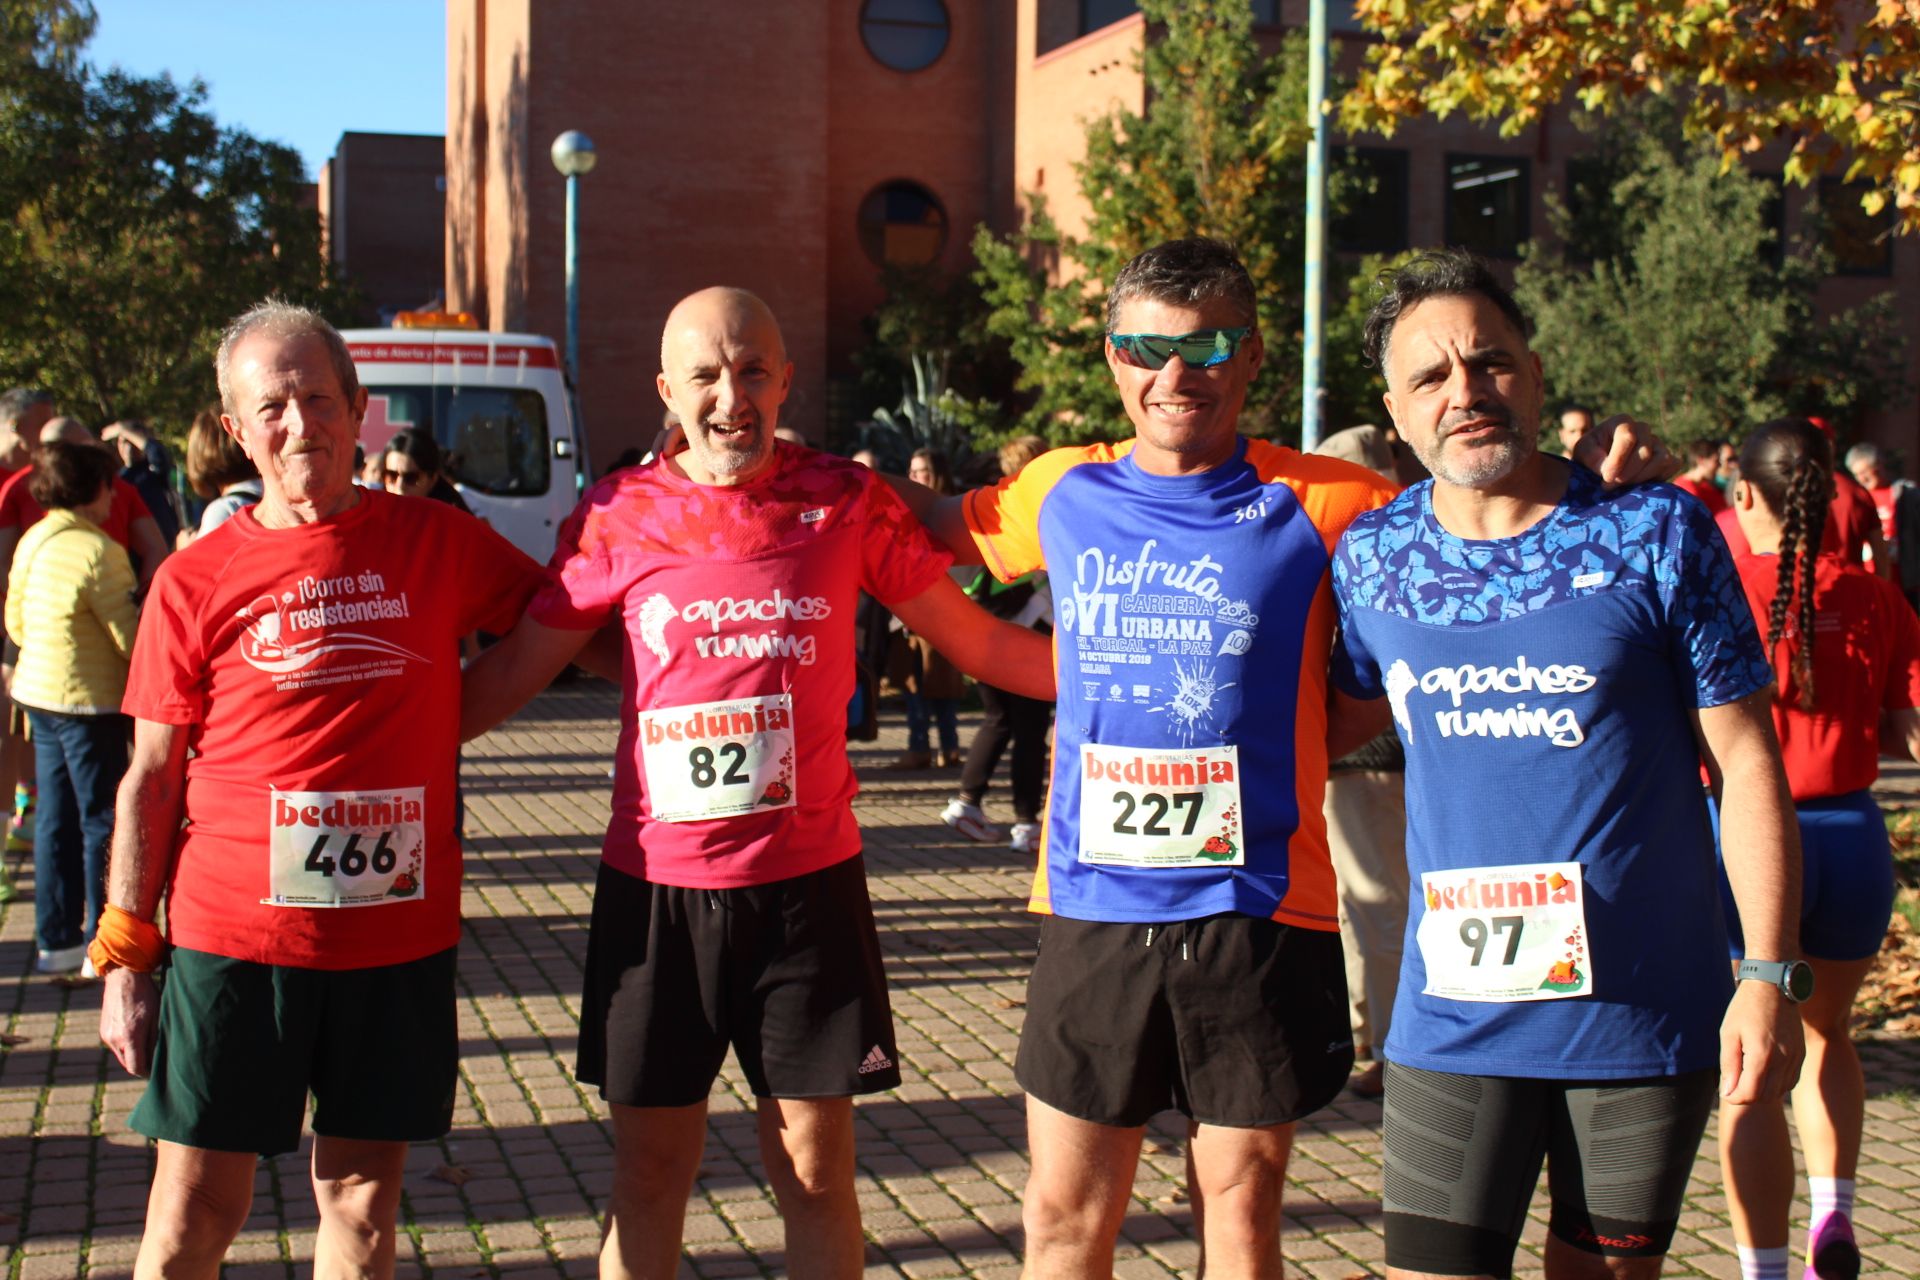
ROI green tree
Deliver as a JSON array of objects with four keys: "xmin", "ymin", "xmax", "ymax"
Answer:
[
  {"xmin": 1342, "ymin": 0, "xmax": 1920, "ymax": 235},
  {"xmin": 1514, "ymin": 112, "xmax": 1908, "ymax": 442},
  {"xmin": 0, "ymin": 12, "xmax": 356, "ymax": 431},
  {"xmin": 975, "ymin": 0, "xmax": 1378, "ymax": 446}
]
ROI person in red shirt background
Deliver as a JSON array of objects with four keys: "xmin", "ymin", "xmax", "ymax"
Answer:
[
  {"xmin": 1714, "ymin": 418, "xmax": 1888, "ymax": 577},
  {"xmin": 1844, "ymin": 441, "xmax": 1920, "ymax": 611},
  {"xmin": 1673, "ymin": 437, "xmax": 1729, "ymax": 514},
  {"xmin": 1716, "ymin": 417, "xmax": 1920, "ymax": 1280}
]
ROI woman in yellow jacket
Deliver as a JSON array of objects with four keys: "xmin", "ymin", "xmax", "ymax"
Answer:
[{"xmin": 8, "ymin": 442, "xmax": 138, "ymax": 974}]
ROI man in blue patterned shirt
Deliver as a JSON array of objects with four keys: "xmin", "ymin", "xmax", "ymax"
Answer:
[{"xmin": 1332, "ymin": 250, "xmax": 1807, "ymax": 1280}]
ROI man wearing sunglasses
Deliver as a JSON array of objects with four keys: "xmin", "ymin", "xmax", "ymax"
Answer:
[{"xmin": 892, "ymin": 237, "xmax": 1678, "ymax": 1279}]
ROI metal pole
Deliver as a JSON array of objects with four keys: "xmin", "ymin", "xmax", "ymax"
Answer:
[
  {"xmin": 564, "ymin": 171, "xmax": 581, "ymax": 389},
  {"xmin": 1301, "ymin": 0, "xmax": 1329, "ymax": 452}
]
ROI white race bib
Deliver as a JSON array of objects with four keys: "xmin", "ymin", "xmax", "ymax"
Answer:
[
  {"xmin": 266, "ymin": 787, "xmax": 427, "ymax": 908},
  {"xmin": 638, "ymin": 694, "xmax": 797, "ymax": 823},
  {"xmin": 1416, "ymin": 861, "xmax": 1593, "ymax": 1003},
  {"xmin": 1077, "ymin": 743, "xmax": 1243, "ymax": 868}
]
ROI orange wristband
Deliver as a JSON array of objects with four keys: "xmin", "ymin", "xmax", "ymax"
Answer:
[{"xmin": 86, "ymin": 905, "xmax": 167, "ymax": 977}]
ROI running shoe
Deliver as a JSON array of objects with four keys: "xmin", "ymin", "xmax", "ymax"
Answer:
[
  {"xmin": 35, "ymin": 944, "xmax": 84, "ymax": 975},
  {"xmin": 940, "ymin": 799, "xmax": 998, "ymax": 843},
  {"xmin": 1009, "ymin": 822, "xmax": 1040, "ymax": 854},
  {"xmin": 1806, "ymin": 1211, "xmax": 1860, "ymax": 1280}
]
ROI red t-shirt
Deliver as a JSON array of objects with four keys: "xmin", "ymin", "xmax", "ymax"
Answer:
[
  {"xmin": 1870, "ymin": 485, "xmax": 1898, "ymax": 542},
  {"xmin": 0, "ymin": 468, "xmax": 154, "ymax": 546},
  {"xmin": 1671, "ymin": 474, "xmax": 1727, "ymax": 514},
  {"xmin": 531, "ymin": 444, "xmax": 952, "ymax": 889},
  {"xmin": 122, "ymin": 490, "xmax": 543, "ymax": 969},
  {"xmin": 1732, "ymin": 550, "xmax": 1920, "ymax": 799}
]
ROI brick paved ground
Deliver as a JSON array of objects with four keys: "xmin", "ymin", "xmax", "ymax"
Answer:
[{"xmin": 2, "ymin": 680, "xmax": 1918, "ymax": 1278}]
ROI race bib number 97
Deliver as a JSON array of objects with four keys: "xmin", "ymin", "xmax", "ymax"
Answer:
[
  {"xmin": 1416, "ymin": 861, "xmax": 1592, "ymax": 1003},
  {"xmin": 266, "ymin": 787, "xmax": 427, "ymax": 908},
  {"xmin": 1077, "ymin": 743, "xmax": 1243, "ymax": 868},
  {"xmin": 639, "ymin": 694, "xmax": 797, "ymax": 823}
]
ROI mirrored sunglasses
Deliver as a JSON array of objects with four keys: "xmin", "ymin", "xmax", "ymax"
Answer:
[{"xmin": 1109, "ymin": 327, "xmax": 1251, "ymax": 371}]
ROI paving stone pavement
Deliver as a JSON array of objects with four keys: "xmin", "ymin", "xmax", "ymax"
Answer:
[{"xmin": 2, "ymin": 680, "xmax": 1918, "ymax": 1278}]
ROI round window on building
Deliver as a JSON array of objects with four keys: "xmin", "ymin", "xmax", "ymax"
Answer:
[
  {"xmin": 860, "ymin": 0, "xmax": 950, "ymax": 73},
  {"xmin": 858, "ymin": 181, "xmax": 948, "ymax": 267}
]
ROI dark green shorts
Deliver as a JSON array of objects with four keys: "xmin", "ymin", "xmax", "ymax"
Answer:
[{"xmin": 128, "ymin": 945, "xmax": 459, "ymax": 1157}]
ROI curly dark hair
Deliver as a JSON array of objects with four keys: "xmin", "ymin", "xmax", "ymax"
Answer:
[
  {"xmin": 1361, "ymin": 249, "xmax": 1532, "ymax": 372},
  {"xmin": 1739, "ymin": 417, "xmax": 1833, "ymax": 709},
  {"xmin": 1106, "ymin": 237, "xmax": 1257, "ymax": 335}
]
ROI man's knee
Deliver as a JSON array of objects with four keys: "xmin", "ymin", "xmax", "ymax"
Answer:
[
  {"xmin": 1021, "ymin": 1175, "xmax": 1127, "ymax": 1247},
  {"xmin": 142, "ymin": 1153, "xmax": 255, "ymax": 1269}
]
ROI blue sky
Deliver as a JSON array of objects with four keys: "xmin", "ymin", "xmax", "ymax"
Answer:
[{"xmin": 86, "ymin": 1, "xmax": 447, "ymax": 180}]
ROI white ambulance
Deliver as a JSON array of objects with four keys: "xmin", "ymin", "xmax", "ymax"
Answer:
[{"xmin": 341, "ymin": 312, "xmax": 588, "ymax": 564}]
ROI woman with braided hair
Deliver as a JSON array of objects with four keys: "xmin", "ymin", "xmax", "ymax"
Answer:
[{"xmin": 1717, "ymin": 416, "xmax": 1920, "ymax": 1280}]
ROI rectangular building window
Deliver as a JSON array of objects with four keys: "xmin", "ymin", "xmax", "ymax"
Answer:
[
  {"xmin": 1446, "ymin": 154, "xmax": 1531, "ymax": 259},
  {"xmin": 1819, "ymin": 178, "xmax": 1893, "ymax": 277},
  {"xmin": 1080, "ymin": 1, "xmax": 1282, "ymax": 35},
  {"xmin": 1333, "ymin": 147, "xmax": 1408, "ymax": 254}
]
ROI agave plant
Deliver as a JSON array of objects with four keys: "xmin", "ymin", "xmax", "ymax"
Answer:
[{"xmin": 858, "ymin": 352, "xmax": 1000, "ymax": 483}]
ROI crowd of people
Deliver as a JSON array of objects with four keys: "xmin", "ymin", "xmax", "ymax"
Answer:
[{"xmin": 0, "ymin": 235, "xmax": 1908, "ymax": 1280}]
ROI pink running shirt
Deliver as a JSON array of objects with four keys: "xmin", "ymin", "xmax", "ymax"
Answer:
[{"xmin": 531, "ymin": 444, "xmax": 952, "ymax": 888}]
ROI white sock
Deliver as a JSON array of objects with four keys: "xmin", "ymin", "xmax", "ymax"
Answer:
[
  {"xmin": 1737, "ymin": 1244, "xmax": 1790, "ymax": 1280},
  {"xmin": 1809, "ymin": 1175, "xmax": 1856, "ymax": 1222}
]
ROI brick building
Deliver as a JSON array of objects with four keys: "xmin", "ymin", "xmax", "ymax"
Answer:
[
  {"xmin": 319, "ymin": 132, "xmax": 447, "ymax": 323},
  {"xmin": 445, "ymin": 0, "xmax": 1918, "ymax": 468}
]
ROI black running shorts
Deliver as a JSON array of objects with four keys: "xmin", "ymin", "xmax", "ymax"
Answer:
[
  {"xmin": 1383, "ymin": 1062, "xmax": 1718, "ymax": 1278},
  {"xmin": 1015, "ymin": 913, "xmax": 1352, "ymax": 1129},
  {"xmin": 577, "ymin": 854, "xmax": 900, "ymax": 1106}
]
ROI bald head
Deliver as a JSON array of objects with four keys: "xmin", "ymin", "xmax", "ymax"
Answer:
[
  {"xmin": 656, "ymin": 286, "xmax": 794, "ymax": 487},
  {"xmin": 659, "ymin": 287, "xmax": 786, "ymax": 370},
  {"xmin": 40, "ymin": 417, "xmax": 94, "ymax": 446}
]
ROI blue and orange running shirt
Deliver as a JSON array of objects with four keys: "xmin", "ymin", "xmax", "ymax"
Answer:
[
  {"xmin": 1333, "ymin": 464, "xmax": 1773, "ymax": 1078},
  {"xmin": 964, "ymin": 436, "xmax": 1395, "ymax": 928}
]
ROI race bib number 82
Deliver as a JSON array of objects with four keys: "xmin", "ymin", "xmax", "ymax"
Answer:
[{"xmin": 639, "ymin": 694, "xmax": 797, "ymax": 823}]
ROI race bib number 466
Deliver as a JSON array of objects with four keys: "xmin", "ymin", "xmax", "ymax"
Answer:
[
  {"xmin": 639, "ymin": 694, "xmax": 797, "ymax": 823},
  {"xmin": 1077, "ymin": 743, "xmax": 1243, "ymax": 868},
  {"xmin": 266, "ymin": 787, "xmax": 427, "ymax": 908},
  {"xmin": 1416, "ymin": 861, "xmax": 1592, "ymax": 1003}
]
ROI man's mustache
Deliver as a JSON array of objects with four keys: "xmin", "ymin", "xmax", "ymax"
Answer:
[{"xmin": 1438, "ymin": 406, "xmax": 1514, "ymax": 439}]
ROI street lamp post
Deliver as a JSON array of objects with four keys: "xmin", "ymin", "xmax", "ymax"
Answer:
[
  {"xmin": 1301, "ymin": 0, "xmax": 1329, "ymax": 453},
  {"xmin": 550, "ymin": 130, "xmax": 598, "ymax": 390}
]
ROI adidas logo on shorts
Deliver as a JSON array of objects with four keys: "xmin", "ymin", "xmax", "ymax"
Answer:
[{"xmin": 857, "ymin": 1045, "xmax": 894, "ymax": 1075}]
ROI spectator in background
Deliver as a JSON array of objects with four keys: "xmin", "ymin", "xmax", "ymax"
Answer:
[
  {"xmin": 0, "ymin": 389, "xmax": 52, "ymax": 477},
  {"xmin": 850, "ymin": 448, "xmax": 879, "ymax": 470},
  {"xmin": 177, "ymin": 408, "xmax": 261, "ymax": 548},
  {"xmin": 1557, "ymin": 404, "xmax": 1594, "ymax": 456},
  {"xmin": 7, "ymin": 442, "xmax": 138, "ymax": 973},
  {"xmin": 0, "ymin": 418, "xmax": 170, "ymax": 595},
  {"xmin": 888, "ymin": 447, "xmax": 966, "ymax": 769},
  {"xmin": 1717, "ymin": 418, "xmax": 1889, "ymax": 575},
  {"xmin": 1845, "ymin": 442, "xmax": 1920, "ymax": 610},
  {"xmin": 383, "ymin": 427, "xmax": 473, "ymax": 515},
  {"xmin": 939, "ymin": 435, "xmax": 1056, "ymax": 853},
  {"xmin": 1673, "ymin": 438, "xmax": 1729, "ymax": 514},
  {"xmin": 101, "ymin": 420, "xmax": 181, "ymax": 549},
  {"xmin": 1720, "ymin": 438, "xmax": 1741, "ymax": 492},
  {"xmin": 1312, "ymin": 423, "xmax": 1410, "ymax": 1102},
  {"xmin": 0, "ymin": 390, "xmax": 52, "ymax": 861},
  {"xmin": 1719, "ymin": 418, "xmax": 1920, "ymax": 1280}
]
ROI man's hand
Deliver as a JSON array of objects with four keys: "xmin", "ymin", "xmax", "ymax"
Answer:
[
  {"xmin": 100, "ymin": 968, "xmax": 161, "ymax": 1078},
  {"xmin": 1574, "ymin": 415, "xmax": 1681, "ymax": 488},
  {"xmin": 1718, "ymin": 979, "xmax": 1804, "ymax": 1104}
]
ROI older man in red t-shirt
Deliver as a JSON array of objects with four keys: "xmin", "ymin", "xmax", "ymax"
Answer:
[{"xmin": 92, "ymin": 302, "xmax": 546, "ymax": 1278}]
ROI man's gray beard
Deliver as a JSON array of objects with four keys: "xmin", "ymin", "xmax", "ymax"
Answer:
[
  {"xmin": 687, "ymin": 427, "xmax": 769, "ymax": 478},
  {"xmin": 1418, "ymin": 433, "xmax": 1533, "ymax": 490}
]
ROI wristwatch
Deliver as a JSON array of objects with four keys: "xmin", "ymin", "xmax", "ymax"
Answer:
[{"xmin": 1736, "ymin": 958, "xmax": 1815, "ymax": 1003}]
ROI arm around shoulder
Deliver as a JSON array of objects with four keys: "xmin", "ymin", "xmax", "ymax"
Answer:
[
  {"xmin": 888, "ymin": 575, "xmax": 1054, "ymax": 700},
  {"xmin": 460, "ymin": 614, "xmax": 596, "ymax": 742}
]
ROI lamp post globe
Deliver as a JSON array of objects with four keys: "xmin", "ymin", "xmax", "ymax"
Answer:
[{"xmin": 550, "ymin": 130, "xmax": 597, "ymax": 177}]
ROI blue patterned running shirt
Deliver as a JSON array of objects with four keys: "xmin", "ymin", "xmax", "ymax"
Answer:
[{"xmin": 1332, "ymin": 462, "xmax": 1772, "ymax": 1079}]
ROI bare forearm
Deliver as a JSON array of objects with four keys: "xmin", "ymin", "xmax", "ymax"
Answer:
[
  {"xmin": 107, "ymin": 764, "xmax": 184, "ymax": 920},
  {"xmin": 460, "ymin": 622, "xmax": 590, "ymax": 742},
  {"xmin": 1718, "ymin": 752, "xmax": 1802, "ymax": 962}
]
